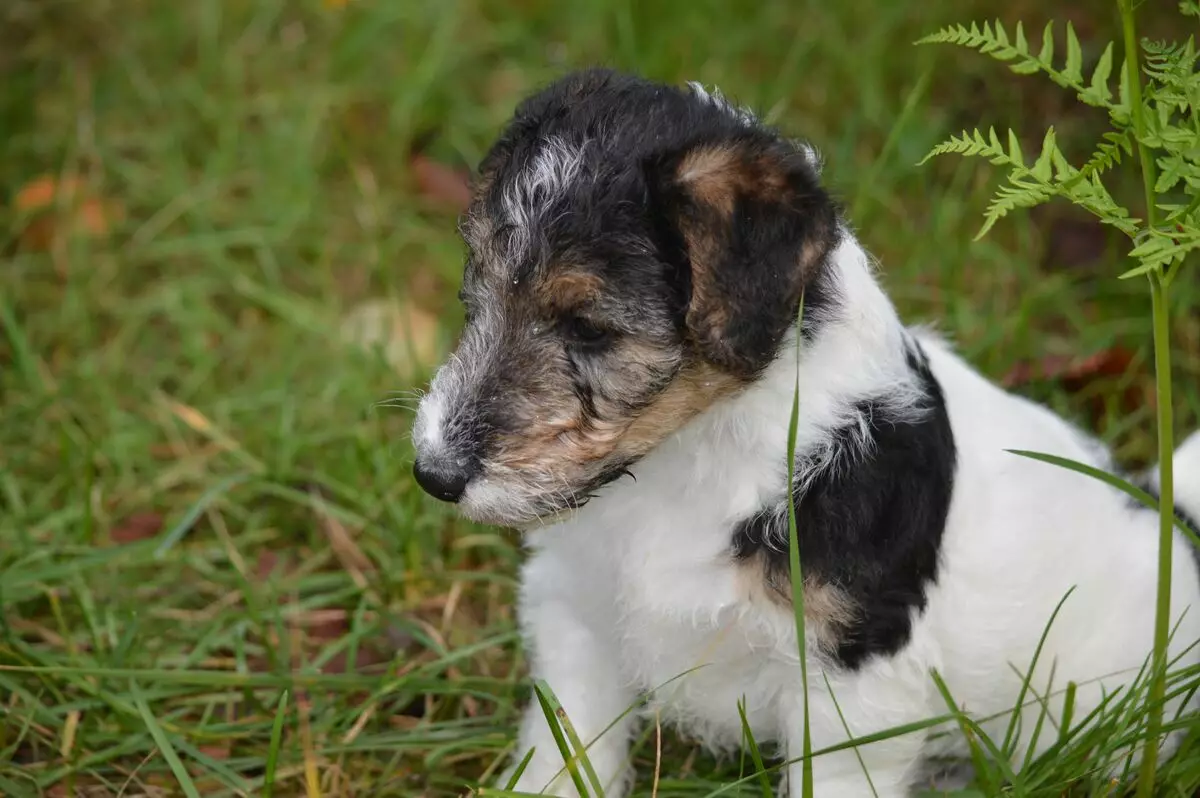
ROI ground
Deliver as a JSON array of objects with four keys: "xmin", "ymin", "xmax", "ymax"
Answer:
[{"xmin": 3, "ymin": 0, "xmax": 1200, "ymax": 795}]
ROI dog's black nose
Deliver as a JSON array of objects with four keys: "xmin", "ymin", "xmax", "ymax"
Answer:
[{"xmin": 412, "ymin": 458, "xmax": 472, "ymax": 503}]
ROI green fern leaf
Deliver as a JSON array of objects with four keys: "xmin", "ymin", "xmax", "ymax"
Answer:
[
  {"xmin": 1122, "ymin": 230, "xmax": 1200, "ymax": 276},
  {"xmin": 1064, "ymin": 23, "xmax": 1084, "ymax": 84},
  {"xmin": 1038, "ymin": 22, "xmax": 1055, "ymax": 66},
  {"xmin": 919, "ymin": 127, "xmax": 1017, "ymax": 167},
  {"xmin": 993, "ymin": 21, "xmax": 1009, "ymax": 49},
  {"xmin": 1070, "ymin": 172, "xmax": 1141, "ymax": 237},
  {"xmin": 1008, "ymin": 129, "xmax": 1026, "ymax": 167},
  {"xmin": 1013, "ymin": 20, "xmax": 1029, "ymax": 49},
  {"xmin": 1156, "ymin": 154, "xmax": 1189, "ymax": 193},
  {"xmin": 1077, "ymin": 130, "xmax": 1132, "ymax": 181},
  {"xmin": 1079, "ymin": 42, "xmax": 1115, "ymax": 106},
  {"xmin": 1051, "ymin": 144, "xmax": 1078, "ymax": 182},
  {"xmin": 1031, "ymin": 128, "xmax": 1058, "ymax": 181},
  {"xmin": 978, "ymin": 178, "xmax": 1052, "ymax": 240},
  {"xmin": 919, "ymin": 20, "xmax": 1124, "ymax": 111},
  {"xmin": 1010, "ymin": 21, "xmax": 1041, "ymax": 74}
]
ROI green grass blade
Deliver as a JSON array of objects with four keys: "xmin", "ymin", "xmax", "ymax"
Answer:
[
  {"xmin": 822, "ymin": 672, "xmax": 878, "ymax": 797},
  {"xmin": 929, "ymin": 669, "xmax": 1016, "ymax": 794},
  {"xmin": 737, "ymin": 698, "xmax": 774, "ymax": 798},
  {"xmin": 1001, "ymin": 586, "xmax": 1076, "ymax": 758},
  {"xmin": 532, "ymin": 679, "xmax": 590, "ymax": 797},
  {"xmin": 1006, "ymin": 449, "xmax": 1200, "ymax": 548},
  {"xmin": 130, "ymin": 680, "xmax": 202, "ymax": 798},
  {"xmin": 0, "ymin": 774, "xmax": 35, "ymax": 798},
  {"xmin": 504, "ymin": 746, "xmax": 537, "ymax": 789},
  {"xmin": 534, "ymin": 678, "xmax": 604, "ymax": 797},
  {"xmin": 263, "ymin": 689, "xmax": 289, "ymax": 798},
  {"xmin": 787, "ymin": 288, "xmax": 814, "ymax": 798},
  {"xmin": 153, "ymin": 473, "xmax": 253, "ymax": 559}
]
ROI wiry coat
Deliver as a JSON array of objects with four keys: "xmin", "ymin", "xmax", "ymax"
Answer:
[{"xmin": 410, "ymin": 69, "xmax": 1200, "ymax": 796}]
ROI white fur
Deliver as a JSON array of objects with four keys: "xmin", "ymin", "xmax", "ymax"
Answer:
[
  {"xmin": 687, "ymin": 81, "xmax": 760, "ymax": 128},
  {"xmin": 500, "ymin": 136, "xmax": 589, "ymax": 264},
  {"xmin": 490, "ymin": 232, "xmax": 1200, "ymax": 796},
  {"xmin": 686, "ymin": 82, "xmax": 822, "ymax": 173}
]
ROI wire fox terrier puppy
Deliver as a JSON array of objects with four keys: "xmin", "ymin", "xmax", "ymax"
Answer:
[{"xmin": 411, "ymin": 68, "xmax": 1200, "ymax": 796}]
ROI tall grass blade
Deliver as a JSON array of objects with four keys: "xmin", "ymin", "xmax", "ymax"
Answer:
[{"xmin": 130, "ymin": 680, "xmax": 202, "ymax": 798}]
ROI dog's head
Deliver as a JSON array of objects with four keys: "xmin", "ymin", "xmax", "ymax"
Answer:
[{"xmin": 411, "ymin": 69, "xmax": 839, "ymax": 527}]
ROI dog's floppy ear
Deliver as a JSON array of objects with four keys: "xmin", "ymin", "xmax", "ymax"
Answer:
[{"xmin": 646, "ymin": 138, "xmax": 838, "ymax": 378}]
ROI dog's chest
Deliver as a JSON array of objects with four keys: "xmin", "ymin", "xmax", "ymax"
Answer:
[{"xmin": 605, "ymin": 519, "xmax": 795, "ymax": 742}]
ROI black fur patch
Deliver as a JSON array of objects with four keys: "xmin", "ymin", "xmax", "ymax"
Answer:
[{"xmin": 731, "ymin": 342, "xmax": 958, "ymax": 670}]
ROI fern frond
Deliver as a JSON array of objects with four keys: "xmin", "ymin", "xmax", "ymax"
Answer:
[
  {"xmin": 978, "ymin": 178, "xmax": 1052, "ymax": 240},
  {"xmin": 1155, "ymin": 152, "xmax": 1200, "ymax": 193},
  {"xmin": 1078, "ymin": 43, "xmax": 1115, "ymax": 107},
  {"xmin": 1122, "ymin": 229, "xmax": 1200, "ymax": 277},
  {"xmin": 1062, "ymin": 171, "xmax": 1141, "ymax": 237},
  {"xmin": 1076, "ymin": 130, "xmax": 1133, "ymax": 182},
  {"xmin": 919, "ymin": 127, "xmax": 1026, "ymax": 168},
  {"xmin": 917, "ymin": 20, "xmax": 1041, "ymax": 71},
  {"xmin": 919, "ymin": 21, "xmax": 1126, "ymax": 114}
]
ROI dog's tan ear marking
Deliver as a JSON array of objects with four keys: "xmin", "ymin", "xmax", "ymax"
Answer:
[{"xmin": 653, "ymin": 139, "xmax": 838, "ymax": 379}]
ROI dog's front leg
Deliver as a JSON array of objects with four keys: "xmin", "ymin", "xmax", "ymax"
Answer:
[
  {"xmin": 499, "ymin": 580, "xmax": 637, "ymax": 797},
  {"xmin": 779, "ymin": 661, "xmax": 932, "ymax": 798}
]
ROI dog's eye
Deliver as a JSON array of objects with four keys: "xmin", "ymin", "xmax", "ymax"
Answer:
[{"xmin": 564, "ymin": 315, "xmax": 609, "ymax": 345}]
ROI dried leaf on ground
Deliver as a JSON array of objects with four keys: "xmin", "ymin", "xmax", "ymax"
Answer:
[
  {"xmin": 1002, "ymin": 345, "xmax": 1145, "ymax": 425},
  {"xmin": 1001, "ymin": 346, "xmax": 1136, "ymax": 391},
  {"xmin": 253, "ymin": 549, "xmax": 296, "ymax": 581},
  {"xmin": 410, "ymin": 153, "xmax": 471, "ymax": 212},
  {"xmin": 110, "ymin": 512, "xmax": 164, "ymax": 544},
  {"xmin": 13, "ymin": 173, "xmax": 121, "ymax": 252}
]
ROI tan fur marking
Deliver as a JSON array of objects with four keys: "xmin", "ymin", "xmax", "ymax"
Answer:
[
  {"xmin": 537, "ymin": 270, "xmax": 605, "ymax": 310},
  {"xmin": 677, "ymin": 147, "xmax": 789, "ymax": 214},
  {"xmin": 677, "ymin": 146, "xmax": 742, "ymax": 214},
  {"xmin": 674, "ymin": 146, "xmax": 799, "ymax": 370},
  {"xmin": 488, "ymin": 358, "xmax": 743, "ymax": 482},
  {"xmin": 615, "ymin": 362, "xmax": 743, "ymax": 458},
  {"xmin": 678, "ymin": 220, "xmax": 728, "ymax": 340},
  {"xmin": 737, "ymin": 559, "xmax": 858, "ymax": 651}
]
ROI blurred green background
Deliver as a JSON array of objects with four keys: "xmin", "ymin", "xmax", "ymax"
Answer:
[{"xmin": 2, "ymin": 0, "xmax": 1199, "ymax": 795}]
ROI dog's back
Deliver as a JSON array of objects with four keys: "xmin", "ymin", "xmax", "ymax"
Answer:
[{"xmin": 915, "ymin": 333, "xmax": 1200, "ymax": 765}]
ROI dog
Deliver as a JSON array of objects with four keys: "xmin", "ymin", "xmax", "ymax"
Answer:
[{"xmin": 410, "ymin": 68, "xmax": 1200, "ymax": 797}]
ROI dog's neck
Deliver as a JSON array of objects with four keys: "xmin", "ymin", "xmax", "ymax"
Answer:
[{"xmin": 640, "ymin": 229, "xmax": 925, "ymax": 521}]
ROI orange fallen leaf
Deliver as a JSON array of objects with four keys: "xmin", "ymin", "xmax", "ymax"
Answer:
[
  {"xmin": 15, "ymin": 175, "xmax": 83, "ymax": 210},
  {"xmin": 196, "ymin": 741, "xmax": 233, "ymax": 760},
  {"xmin": 254, "ymin": 550, "xmax": 291, "ymax": 580},
  {"xmin": 1001, "ymin": 346, "xmax": 1136, "ymax": 390},
  {"xmin": 410, "ymin": 154, "xmax": 471, "ymax": 212},
  {"xmin": 110, "ymin": 512, "xmax": 164, "ymax": 544},
  {"xmin": 13, "ymin": 173, "xmax": 121, "ymax": 252},
  {"xmin": 1002, "ymin": 345, "xmax": 1143, "ymax": 425}
]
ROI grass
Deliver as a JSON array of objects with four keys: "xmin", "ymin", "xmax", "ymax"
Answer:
[{"xmin": 2, "ymin": 0, "xmax": 1200, "ymax": 795}]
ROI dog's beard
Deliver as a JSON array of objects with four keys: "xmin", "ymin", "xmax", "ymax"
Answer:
[{"xmin": 456, "ymin": 460, "xmax": 636, "ymax": 529}]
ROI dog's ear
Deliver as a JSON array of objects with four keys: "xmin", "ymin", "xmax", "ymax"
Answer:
[{"xmin": 646, "ymin": 139, "xmax": 838, "ymax": 378}]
